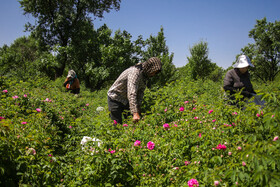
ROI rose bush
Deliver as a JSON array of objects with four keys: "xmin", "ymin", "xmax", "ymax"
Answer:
[{"xmin": 1, "ymin": 76, "xmax": 280, "ymax": 186}]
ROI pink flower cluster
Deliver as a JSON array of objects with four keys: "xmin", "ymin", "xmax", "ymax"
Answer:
[
  {"xmin": 188, "ymin": 178, "xmax": 199, "ymax": 187},
  {"xmin": 108, "ymin": 148, "xmax": 115, "ymax": 154},
  {"xmin": 216, "ymin": 144, "xmax": 227, "ymax": 150},
  {"xmin": 44, "ymin": 98, "xmax": 52, "ymax": 102},
  {"xmin": 185, "ymin": 161, "xmax": 191, "ymax": 166},
  {"xmin": 12, "ymin": 95, "xmax": 19, "ymax": 99}
]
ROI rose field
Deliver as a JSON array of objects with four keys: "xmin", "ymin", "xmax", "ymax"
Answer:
[{"xmin": 1, "ymin": 76, "xmax": 280, "ymax": 186}]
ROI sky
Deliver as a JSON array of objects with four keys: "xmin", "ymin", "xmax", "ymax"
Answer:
[{"xmin": 1, "ymin": 0, "xmax": 280, "ymax": 69}]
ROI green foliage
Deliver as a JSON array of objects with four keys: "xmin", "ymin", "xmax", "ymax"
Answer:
[
  {"xmin": 187, "ymin": 41, "xmax": 216, "ymax": 80},
  {"xmin": 241, "ymin": 17, "xmax": 280, "ymax": 82},
  {"xmin": 1, "ymin": 75, "xmax": 280, "ymax": 186},
  {"xmin": 0, "ymin": 36, "xmax": 44, "ymax": 80},
  {"xmin": 19, "ymin": 0, "xmax": 122, "ymax": 77},
  {"xmin": 138, "ymin": 26, "xmax": 176, "ymax": 87}
]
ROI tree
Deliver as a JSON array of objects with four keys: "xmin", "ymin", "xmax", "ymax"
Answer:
[
  {"xmin": 241, "ymin": 17, "xmax": 280, "ymax": 82},
  {"xmin": 187, "ymin": 41, "xmax": 214, "ymax": 80},
  {"xmin": 0, "ymin": 36, "xmax": 42, "ymax": 79},
  {"xmin": 19, "ymin": 0, "xmax": 121, "ymax": 77},
  {"xmin": 136, "ymin": 26, "xmax": 176, "ymax": 87},
  {"xmin": 83, "ymin": 25, "xmax": 138, "ymax": 90}
]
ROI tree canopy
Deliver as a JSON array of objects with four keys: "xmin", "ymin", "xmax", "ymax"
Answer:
[
  {"xmin": 241, "ymin": 17, "xmax": 280, "ymax": 82},
  {"xmin": 19, "ymin": 0, "xmax": 122, "ymax": 77}
]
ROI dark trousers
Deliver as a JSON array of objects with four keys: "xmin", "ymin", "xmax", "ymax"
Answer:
[{"xmin": 107, "ymin": 96, "xmax": 130, "ymax": 124}]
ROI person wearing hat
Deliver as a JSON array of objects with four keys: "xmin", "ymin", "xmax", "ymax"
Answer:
[
  {"xmin": 63, "ymin": 70, "xmax": 80, "ymax": 94},
  {"xmin": 223, "ymin": 55, "xmax": 256, "ymax": 103},
  {"xmin": 107, "ymin": 57, "xmax": 162, "ymax": 124}
]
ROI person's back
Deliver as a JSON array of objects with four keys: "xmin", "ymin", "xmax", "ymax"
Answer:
[{"xmin": 64, "ymin": 70, "xmax": 80, "ymax": 94}]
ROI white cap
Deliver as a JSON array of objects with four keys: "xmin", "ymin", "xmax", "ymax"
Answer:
[{"xmin": 233, "ymin": 55, "xmax": 254, "ymax": 68}]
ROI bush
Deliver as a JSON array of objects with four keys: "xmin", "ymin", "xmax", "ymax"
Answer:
[{"xmin": 1, "ymin": 76, "xmax": 280, "ymax": 186}]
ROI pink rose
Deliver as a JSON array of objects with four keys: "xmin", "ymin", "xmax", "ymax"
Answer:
[
  {"xmin": 163, "ymin": 123, "xmax": 170, "ymax": 130},
  {"xmin": 187, "ymin": 178, "xmax": 199, "ymax": 187},
  {"xmin": 179, "ymin": 107, "xmax": 184, "ymax": 111},
  {"xmin": 2, "ymin": 90, "xmax": 8, "ymax": 93},
  {"xmin": 216, "ymin": 144, "xmax": 227, "ymax": 150},
  {"xmin": 12, "ymin": 95, "xmax": 19, "ymax": 99},
  {"xmin": 208, "ymin": 110, "xmax": 213, "ymax": 114},
  {"xmin": 123, "ymin": 124, "xmax": 128, "ymax": 127},
  {"xmin": 21, "ymin": 122, "xmax": 27, "ymax": 125},
  {"xmin": 147, "ymin": 141, "xmax": 155, "ymax": 150},
  {"xmin": 134, "ymin": 140, "xmax": 141, "ymax": 147},
  {"xmin": 214, "ymin": 181, "xmax": 219, "ymax": 186},
  {"xmin": 185, "ymin": 161, "xmax": 190, "ymax": 166},
  {"xmin": 273, "ymin": 136, "xmax": 279, "ymax": 141},
  {"xmin": 36, "ymin": 108, "xmax": 41, "ymax": 112},
  {"xmin": 242, "ymin": 161, "xmax": 246, "ymax": 166}
]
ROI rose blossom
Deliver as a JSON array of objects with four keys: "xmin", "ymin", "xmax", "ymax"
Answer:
[
  {"xmin": 216, "ymin": 144, "xmax": 227, "ymax": 150},
  {"xmin": 12, "ymin": 95, "xmax": 19, "ymax": 99},
  {"xmin": 208, "ymin": 110, "xmax": 213, "ymax": 114},
  {"xmin": 2, "ymin": 90, "xmax": 8, "ymax": 93},
  {"xmin": 134, "ymin": 140, "xmax": 141, "ymax": 147},
  {"xmin": 187, "ymin": 178, "xmax": 199, "ymax": 187},
  {"xmin": 214, "ymin": 181, "xmax": 219, "ymax": 186},
  {"xmin": 179, "ymin": 107, "xmax": 184, "ymax": 111},
  {"xmin": 273, "ymin": 136, "xmax": 279, "ymax": 141},
  {"xmin": 163, "ymin": 123, "xmax": 170, "ymax": 130},
  {"xmin": 36, "ymin": 108, "xmax": 41, "ymax": 112},
  {"xmin": 147, "ymin": 141, "xmax": 155, "ymax": 150}
]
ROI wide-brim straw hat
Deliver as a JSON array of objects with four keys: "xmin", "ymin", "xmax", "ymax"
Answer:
[{"xmin": 233, "ymin": 55, "xmax": 255, "ymax": 68}]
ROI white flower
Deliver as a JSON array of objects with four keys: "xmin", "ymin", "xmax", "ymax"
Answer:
[
  {"xmin": 81, "ymin": 136, "xmax": 102, "ymax": 148},
  {"xmin": 96, "ymin": 106, "xmax": 104, "ymax": 112}
]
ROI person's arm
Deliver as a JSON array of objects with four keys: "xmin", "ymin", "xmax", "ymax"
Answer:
[
  {"xmin": 63, "ymin": 78, "xmax": 70, "ymax": 87},
  {"xmin": 127, "ymin": 69, "xmax": 141, "ymax": 122},
  {"xmin": 223, "ymin": 71, "xmax": 235, "ymax": 94}
]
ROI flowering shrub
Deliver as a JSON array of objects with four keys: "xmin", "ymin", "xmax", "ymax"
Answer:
[{"xmin": 1, "ymin": 77, "xmax": 280, "ymax": 186}]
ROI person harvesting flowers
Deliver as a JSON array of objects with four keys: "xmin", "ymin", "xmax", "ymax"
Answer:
[{"xmin": 107, "ymin": 57, "xmax": 162, "ymax": 124}]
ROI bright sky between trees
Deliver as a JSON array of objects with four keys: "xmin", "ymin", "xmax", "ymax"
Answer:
[{"xmin": 1, "ymin": 0, "xmax": 280, "ymax": 69}]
